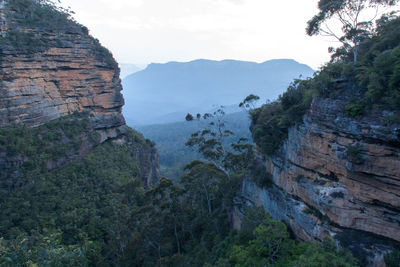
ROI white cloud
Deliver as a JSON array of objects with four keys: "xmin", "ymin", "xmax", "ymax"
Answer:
[
  {"xmin": 97, "ymin": 0, "xmax": 144, "ymax": 9},
  {"xmin": 61, "ymin": 0, "xmax": 332, "ymax": 69}
]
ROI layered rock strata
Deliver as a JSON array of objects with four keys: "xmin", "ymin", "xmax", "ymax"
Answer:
[
  {"xmin": 235, "ymin": 97, "xmax": 400, "ymax": 265},
  {"xmin": 0, "ymin": 36, "xmax": 125, "ymax": 131},
  {"xmin": 0, "ymin": 1, "xmax": 124, "ymax": 131},
  {"xmin": 0, "ymin": 1, "xmax": 160, "ymax": 187}
]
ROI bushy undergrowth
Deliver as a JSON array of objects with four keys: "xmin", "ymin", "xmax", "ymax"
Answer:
[
  {"xmin": 385, "ymin": 249, "xmax": 400, "ymax": 267},
  {"xmin": 349, "ymin": 16, "xmax": 400, "ymax": 115},
  {"xmin": 251, "ymin": 15, "xmax": 400, "ymax": 156},
  {"xmin": 250, "ymin": 77, "xmax": 320, "ymax": 156},
  {"xmin": 6, "ymin": 0, "xmax": 78, "ymax": 30},
  {"xmin": 0, "ymin": 0, "xmax": 116, "ymax": 67},
  {"xmin": 0, "ymin": 112, "xmax": 360, "ymax": 266},
  {"xmin": 0, "ymin": 119, "xmax": 152, "ymax": 266},
  {"xmin": 0, "ymin": 113, "xmax": 93, "ymax": 181},
  {"xmin": 0, "ymin": 0, "xmax": 79, "ymax": 53}
]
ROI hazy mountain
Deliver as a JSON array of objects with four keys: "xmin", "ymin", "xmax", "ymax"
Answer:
[
  {"xmin": 119, "ymin": 63, "xmax": 145, "ymax": 79},
  {"xmin": 122, "ymin": 59, "xmax": 314, "ymax": 125}
]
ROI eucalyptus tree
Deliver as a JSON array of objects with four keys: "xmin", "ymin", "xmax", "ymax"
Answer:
[
  {"xmin": 185, "ymin": 107, "xmax": 253, "ymax": 180},
  {"xmin": 307, "ymin": 0, "xmax": 399, "ymax": 64}
]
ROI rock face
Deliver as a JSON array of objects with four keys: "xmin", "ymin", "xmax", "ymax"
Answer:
[
  {"xmin": 0, "ymin": 1, "xmax": 125, "ymax": 131},
  {"xmin": 235, "ymin": 97, "xmax": 400, "ymax": 264},
  {"xmin": 0, "ymin": 0, "xmax": 160, "ymax": 187}
]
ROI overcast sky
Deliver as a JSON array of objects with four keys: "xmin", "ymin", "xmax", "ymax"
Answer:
[{"xmin": 60, "ymin": 0, "xmax": 336, "ymax": 69}]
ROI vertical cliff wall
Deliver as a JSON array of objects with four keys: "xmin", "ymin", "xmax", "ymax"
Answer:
[
  {"xmin": 235, "ymin": 97, "xmax": 400, "ymax": 265},
  {"xmin": 0, "ymin": 0, "xmax": 124, "ymax": 131},
  {"xmin": 0, "ymin": 0, "xmax": 160, "ymax": 187}
]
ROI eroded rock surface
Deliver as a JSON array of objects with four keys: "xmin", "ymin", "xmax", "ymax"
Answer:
[
  {"xmin": 0, "ymin": 35, "xmax": 125, "ymax": 130},
  {"xmin": 0, "ymin": 1, "xmax": 160, "ymax": 187},
  {"xmin": 235, "ymin": 97, "xmax": 400, "ymax": 264}
]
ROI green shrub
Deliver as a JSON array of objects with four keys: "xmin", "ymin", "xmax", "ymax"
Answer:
[
  {"xmin": 0, "ymin": 121, "xmax": 150, "ymax": 266},
  {"xmin": 251, "ymin": 163, "xmax": 273, "ymax": 188},
  {"xmin": 385, "ymin": 249, "xmax": 400, "ymax": 267},
  {"xmin": 6, "ymin": 0, "xmax": 77, "ymax": 31},
  {"xmin": 345, "ymin": 103, "xmax": 366, "ymax": 117},
  {"xmin": 251, "ymin": 16, "xmax": 400, "ymax": 157},
  {"xmin": 228, "ymin": 208, "xmax": 358, "ymax": 267},
  {"xmin": 0, "ymin": 113, "xmax": 91, "ymax": 180},
  {"xmin": 251, "ymin": 78, "xmax": 319, "ymax": 156},
  {"xmin": 346, "ymin": 143, "xmax": 363, "ymax": 163},
  {"xmin": 1, "ymin": 0, "xmax": 116, "ymax": 67},
  {"xmin": 92, "ymin": 38, "xmax": 117, "ymax": 68},
  {"xmin": 0, "ymin": 0, "xmax": 82, "ymax": 53},
  {"xmin": 350, "ymin": 16, "xmax": 400, "ymax": 113}
]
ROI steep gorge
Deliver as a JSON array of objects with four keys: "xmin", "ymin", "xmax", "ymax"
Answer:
[{"xmin": 1, "ymin": 0, "xmax": 399, "ymax": 265}]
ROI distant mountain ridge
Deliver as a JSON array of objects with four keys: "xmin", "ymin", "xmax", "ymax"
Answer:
[{"xmin": 122, "ymin": 58, "xmax": 314, "ymax": 125}]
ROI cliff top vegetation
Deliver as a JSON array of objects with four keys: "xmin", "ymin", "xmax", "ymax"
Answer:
[
  {"xmin": 251, "ymin": 12, "xmax": 400, "ymax": 156},
  {"xmin": 0, "ymin": 0, "xmax": 116, "ymax": 66}
]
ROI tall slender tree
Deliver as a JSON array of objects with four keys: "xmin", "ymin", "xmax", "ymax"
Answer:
[{"xmin": 306, "ymin": 0, "xmax": 399, "ymax": 64}]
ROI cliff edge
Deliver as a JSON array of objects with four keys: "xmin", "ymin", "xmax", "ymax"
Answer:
[
  {"xmin": 0, "ymin": 0, "xmax": 159, "ymax": 187},
  {"xmin": 0, "ymin": 0, "xmax": 124, "ymax": 132},
  {"xmin": 235, "ymin": 16, "xmax": 400, "ymax": 266},
  {"xmin": 235, "ymin": 96, "xmax": 400, "ymax": 264}
]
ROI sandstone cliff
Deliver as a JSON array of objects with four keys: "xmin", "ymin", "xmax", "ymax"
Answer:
[
  {"xmin": 0, "ymin": 1, "xmax": 124, "ymax": 132},
  {"xmin": 0, "ymin": 0, "xmax": 159, "ymax": 187},
  {"xmin": 235, "ymin": 97, "xmax": 400, "ymax": 265}
]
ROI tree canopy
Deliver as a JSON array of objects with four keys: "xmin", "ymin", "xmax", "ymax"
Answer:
[{"xmin": 306, "ymin": 0, "xmax": 399, "ymax": 63}]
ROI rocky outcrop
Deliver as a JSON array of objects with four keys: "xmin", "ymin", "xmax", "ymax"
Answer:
[
  {"xmin": 0, "ymin": 1, "xmax": 125, "ymax": 132},
  {"xmin": 0, "ymin": 0, "xmax": 160, "ymax": 188},
  {"xmin": 235, "ymin": 97, "xmax": 400, "ymax": 264},
  {"xmin": 0, "ymin": 38, "xmax": 125, "ymax": 131}
]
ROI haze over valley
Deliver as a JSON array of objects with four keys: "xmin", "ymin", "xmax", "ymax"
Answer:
[
  {"xmin": 122, "ymin": 58, "xmax": 314, "ymax": 125},
  {"xmin": 121, "ymin": 58, "xmax": 314, "ymax": 177}
]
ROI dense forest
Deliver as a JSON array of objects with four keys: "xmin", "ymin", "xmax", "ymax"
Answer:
[
  {"xmin": 0, "ymin": 115, "xmax": 361, "ymax": 266},
  {"xmin": 1, "ymin": 0, "xmax": 400, "ymax": 266}
]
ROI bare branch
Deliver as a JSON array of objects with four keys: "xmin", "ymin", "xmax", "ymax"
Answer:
[{"xmin": 321, "ymin": 23, "xmax": 345, "ymax": 44}]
